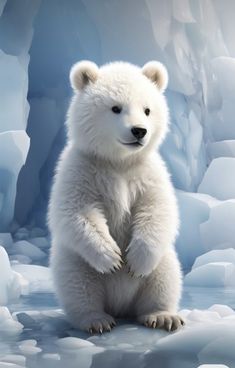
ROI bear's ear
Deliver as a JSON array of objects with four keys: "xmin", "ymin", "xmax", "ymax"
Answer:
[
  {"xmin": 142, "ymin": 61, "xmax": 168, "ymax": 92},
  {"xmin": 70, "ymin": 60, "xmax": 99, "ymax": 91}
]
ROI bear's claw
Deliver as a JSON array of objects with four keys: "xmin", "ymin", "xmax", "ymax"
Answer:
[
  {"xmin": 138, "ymin": 312, "xmax": 185, "ymax": 332},
  {"xmin": 82, "ymin": 312, "xmax": 116, "ymax": 334}
]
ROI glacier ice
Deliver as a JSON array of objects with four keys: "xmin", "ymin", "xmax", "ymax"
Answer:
[
  {"xmin": 0, "ymin": 232, "xmax": 13, "ymax": 250},
  {"xmin": 0, "ymin": 306, "xmax": 23, "ymax": 336},
  {"xmin": 176, "ymin": 191, "xmax": 209, "ymax": 270},
  {"xmin": 208, "ymin": 140, "xmax": 235, "ymax": 159},
  {"xmin": 184, "ymin": 262, "xmax": 235, "ymax": 287},
  {"xmin": 185, "ymin": 248, "xmax": 235, "ymax": 287},
  {"xmin": 200, "ymin": 201, "xmax": 235, "ymax": 250},
  {"xmin": 0, "ymin": 131, "xmax": 29, "ymax": 231},
  {"xmin": 193, "ymin": 249, "xmax": 235, "ymax": 269},
  {"xmin": 11, "ymin": 264, "xmax": 53, "ymax": 293},
  {"xmin": 198, "ymin": 158, "xmax": 235, "ymax": 200},
  {"xmin": 0, "ymin": 246, "xmax": 27, "ymax": 305},
  {"xmin": 18, "ymin": 340, "xmax": 42, "ymax": 356},
  {"xmin": 11, "ymin": 240, "xmax": 46, "ymax": 262}
]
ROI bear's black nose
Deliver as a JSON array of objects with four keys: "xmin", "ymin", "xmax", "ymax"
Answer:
[{"xmin": 131, "ymin": 127, "xmax": 147, "ymax": 140}]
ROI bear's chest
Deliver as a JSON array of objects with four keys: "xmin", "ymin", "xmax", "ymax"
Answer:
[
  {"xmin": 97, "ymin": 171, "xmax": 134, "ymax": 213},
  {"xmin": 95, "ymin": 169, "xmax": 142, "ymax": 245}
]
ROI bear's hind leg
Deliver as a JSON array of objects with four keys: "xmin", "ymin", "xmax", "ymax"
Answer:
[
  {"xmin": 134, "ymin": 250, "xmax": 184, "ymax": 332},
  {"xmin": 52, "ymin": 252, "xmax": 116, "ymax": 333}
]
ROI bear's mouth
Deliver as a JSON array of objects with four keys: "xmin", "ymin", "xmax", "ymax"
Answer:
[{"xmin": 119, "ymin": 140, "xmax": 144, "ymax": 148}]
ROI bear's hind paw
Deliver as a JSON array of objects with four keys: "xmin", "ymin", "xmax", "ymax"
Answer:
[
  {"xmin": 80, "ymin": 312, "xmax": 116, "ymax": 334},
  {"xmin": 137, "ymin": 312, "xmax": 185, "ymax": 332}
]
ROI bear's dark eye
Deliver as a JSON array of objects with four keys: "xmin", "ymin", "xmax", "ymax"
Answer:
[
  {"xmin": 144, "ymin": 108, "xmax": 150, "ymax": 116},
  {"xmin": 112, "ymin": 105, "xmax": 122, "ymax": 114}
]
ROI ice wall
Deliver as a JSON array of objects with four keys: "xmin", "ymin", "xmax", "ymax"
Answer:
[
  {"xmin": 0, "ymin": 0, "xmax": 40, "ymax": 230},
  {"xmin": 0, "ymin": 0, "xmax": 235, "ymax": 270}
]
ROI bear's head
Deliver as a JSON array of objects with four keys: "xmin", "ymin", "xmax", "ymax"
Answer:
[{"xmin": 67, "ymin": 60, "xmax": 169, "ymax": 162}]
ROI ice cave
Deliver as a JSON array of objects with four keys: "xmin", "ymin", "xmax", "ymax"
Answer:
[{"xmin": 0, "ymin": 0, "xmax": 235, "ymax": 367}]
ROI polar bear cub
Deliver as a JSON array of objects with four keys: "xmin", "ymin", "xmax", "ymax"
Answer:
[{"xmin": 48, "ymin": 60, "xmax": 184, "ymax": 333}]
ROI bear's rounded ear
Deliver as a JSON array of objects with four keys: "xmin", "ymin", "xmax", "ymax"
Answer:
[
  {"xmin": 70, "ymin": 60, "xmax": 99, "ymax": 91},
  {"xmin": 142, "ymin": 61, "xmax": 168, "ymax": 92}
]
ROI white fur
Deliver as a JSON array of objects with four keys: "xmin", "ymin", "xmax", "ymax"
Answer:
[{"xmin": 48, "ymin": 60, "xmax": 183, "ymax": 332}]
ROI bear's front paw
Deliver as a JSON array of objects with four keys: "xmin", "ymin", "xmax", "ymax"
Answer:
[
  {"xmin": 125, "ymin": 238, "xmax": 161, "ymax": 277},
  {"xmin": 92, "ymin": 241, "xmax": 123, "ymax": 274}
]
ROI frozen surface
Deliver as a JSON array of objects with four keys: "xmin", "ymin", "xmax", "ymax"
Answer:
[{"xmin": 0, "ymin": 291, "xmax": 234, "ymax": 368}]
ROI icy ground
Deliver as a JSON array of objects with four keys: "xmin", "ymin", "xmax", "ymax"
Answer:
[
  {"xmin": 1, "ymin": 286, "xmax": 235, "ymax": 368},
  {"xmin": 0, "ymin": 235, "xmax": 234, "ymax": 368}
]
